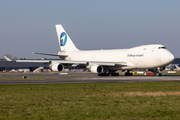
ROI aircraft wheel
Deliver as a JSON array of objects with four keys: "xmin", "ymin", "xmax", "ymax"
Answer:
[
  {"xmin": 98, "ymin": 73, "xmax": 110, "ymax": 76},
  {"xmin": 111, "ymin": 73, "xmax": 119, "ymax": 76},
  {"xmin": 125, "ymin": 72, "xmax": 133, "ymax": 76}
]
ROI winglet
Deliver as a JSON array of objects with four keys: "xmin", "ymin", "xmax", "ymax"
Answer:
[{"xmin": 4, "ymin": 56, "xmax": 12, "ymax": 61}]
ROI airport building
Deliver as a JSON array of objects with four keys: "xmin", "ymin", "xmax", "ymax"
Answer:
[
  {"xmin": 173, "ymin": 58, "xmax": 180, "ymax": 65},
  {"xmin": 0, "ymin": 59, "xmax": 49, "ymax": 72},
  {"xmin": 0, "ymin": 58, "xmax": 180, "ymax": 72}
]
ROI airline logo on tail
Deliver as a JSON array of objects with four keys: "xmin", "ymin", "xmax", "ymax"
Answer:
[{"xmin": 60, "ymin": 32, "xmax": 67, "ymax": 46}]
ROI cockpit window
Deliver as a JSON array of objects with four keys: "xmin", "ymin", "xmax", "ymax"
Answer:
[{"xmin": 158, "ymin": 47, "xmax": 166, "ymax": 49}]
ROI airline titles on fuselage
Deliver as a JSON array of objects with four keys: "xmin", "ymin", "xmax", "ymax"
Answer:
[{"xmin": 127, "ymin": 54, "xmax": 144, "ymax": 57}]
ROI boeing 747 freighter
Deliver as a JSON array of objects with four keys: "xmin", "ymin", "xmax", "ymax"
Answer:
[{"xmin": 17, "ymin": 24, "xmax": 174, "ymax": 76}]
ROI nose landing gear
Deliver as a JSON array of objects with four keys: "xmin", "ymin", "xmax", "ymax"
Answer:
[
  {"xmin": 149, "ymin": 68, "xmax": 163, "ymax": 76},
  {"xmin": 156, "ymin": 72, "xmax": 162, "ymax": 76}
]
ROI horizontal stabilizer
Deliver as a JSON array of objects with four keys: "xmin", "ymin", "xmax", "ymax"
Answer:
[{"xmin": 33, "ymin": 52, "xmax": 68, "ymax": 57}]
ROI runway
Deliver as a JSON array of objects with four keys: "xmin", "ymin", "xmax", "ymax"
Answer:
[{"xmin": 0, "ymin": 72, "xmax": 180, "ymax": 84}]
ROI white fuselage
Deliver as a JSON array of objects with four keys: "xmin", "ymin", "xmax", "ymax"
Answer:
[{"xmin": 59, "ymin": 44, "xmax": 174, "ymax": 70}]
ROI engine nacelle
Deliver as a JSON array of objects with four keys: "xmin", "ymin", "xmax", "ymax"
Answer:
[
  {"xmin": 90, "ymin": 65, "xmax": 103, "ymax": 73},
  {"xmin": 51, "ymin": 63, "xmax": 64, "ymax": 72}
]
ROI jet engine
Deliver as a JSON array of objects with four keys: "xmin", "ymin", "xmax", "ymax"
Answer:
[
  {"xmin": 50, "ymin": 63, "xmax": 64, "ymax": 72},
  {"xmin": 90, "ymin": 65, "xmax": 103, "ymax": 73}
]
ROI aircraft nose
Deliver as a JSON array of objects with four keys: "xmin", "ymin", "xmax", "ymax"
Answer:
[
  {"xmin": 160, "ymin": 51, "xmax": 174, "ymax": 65},
  {"xmin": 169, "ymin": 52, "xmax": 174, "ymax": 63}
]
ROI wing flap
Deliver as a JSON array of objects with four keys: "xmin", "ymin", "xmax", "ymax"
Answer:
[
  {"xmin": 16, "ymin": 60, "xmax": 51, "ymax": 63},
  {"xmin": 88, "ymin": 62, "xmax": 127, "ymax": 66}
]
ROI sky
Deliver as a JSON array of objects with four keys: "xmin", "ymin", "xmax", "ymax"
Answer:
[{"xmin": 0, "ymin": 0, "xmax": 180, "ymax": 59}]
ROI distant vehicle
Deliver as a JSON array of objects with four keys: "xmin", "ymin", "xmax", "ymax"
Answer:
[{"xmin": 17, "ymin": 24, "xmax": 174, "ymax": 76}]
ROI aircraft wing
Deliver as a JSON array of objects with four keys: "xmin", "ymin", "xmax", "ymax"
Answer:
[
  {"xmin": 4, "ymin": 56, "xmax": 12, "ymax": 61},
  {"xmin": 16, "ymin": 59, "xmax": 129, "ymax": 73},
  {"xmin": 16, "ymin": 60, "xmax": 87, "ymax": 65},
  {"xmin": 16, "ymin": 60, "xmax": 127, "ymax": 66}
]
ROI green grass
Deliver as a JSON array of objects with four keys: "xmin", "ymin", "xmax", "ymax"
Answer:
[{"xmin": 1, "ymin": 82, "xmax": 180, "ymax": 119}]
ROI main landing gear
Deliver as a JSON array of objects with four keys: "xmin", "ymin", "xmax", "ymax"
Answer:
[
  {"xmin": 125, "ymin": 71, "xmax": 133, "ymax": 76},
  {"xmin": 98, "ymin": 71, "xmax": 119, "ymax": 76},
  {"xmin": 98, "ymin": 70, "xmax": 134, "ymax": 76}
]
